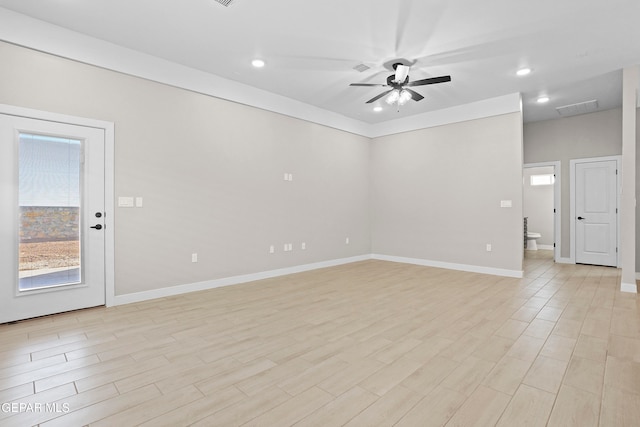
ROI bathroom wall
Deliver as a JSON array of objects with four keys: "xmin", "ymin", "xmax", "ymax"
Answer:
[{"xmin": 523, "ymin": 166, "xmax": 554, "ymax": 248}]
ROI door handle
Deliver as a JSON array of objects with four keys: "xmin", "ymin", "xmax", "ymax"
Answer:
[
  {"xmin": 577, "ymin": 216, "xmax": 585, "ymax": 220},
  {"xmin": 90, "ymin": 224, "xmax": 103, "ymax": 230}
]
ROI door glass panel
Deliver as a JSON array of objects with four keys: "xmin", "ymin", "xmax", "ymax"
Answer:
[{"xmin": 18, "ymin": 133, "xmax": 82, "ymax": 291}]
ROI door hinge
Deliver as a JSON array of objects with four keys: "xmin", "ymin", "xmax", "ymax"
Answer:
[
  {"xmin": 553, "ymin": 243, "xmax": 556, "ymax": 248},
  {"xmin": 553, "ymin": 208, "xmax": 556, "ymax": 213}
]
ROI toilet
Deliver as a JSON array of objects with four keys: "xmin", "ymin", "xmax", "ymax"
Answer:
[{"xmin": 526, "ymin": 232, "xmax": 541, "ymax": 250}]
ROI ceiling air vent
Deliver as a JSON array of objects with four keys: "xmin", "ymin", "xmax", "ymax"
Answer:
[
  {"xmin": 353, "ymin": 63, "xmax": 371, "ymax": 73},
  {"xmin": 556, "ymin": 99, "xmax": 598, "ymax": 117},
  {"xmin": 213, "ymin": 0, "xmax": 235, "ymax": 6}
]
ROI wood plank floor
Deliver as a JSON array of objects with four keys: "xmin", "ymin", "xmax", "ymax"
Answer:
[{"xmin": 1, "ymin": 251, "xmax": 639, "ymax": 426}]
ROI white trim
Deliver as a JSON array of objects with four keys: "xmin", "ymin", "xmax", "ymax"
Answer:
[
  {"xmin": 104, "ymin": 124, "xmax": 115, "ymax": 307},
  {"xmin": 636, "ymin": 272, "xmax": 640, "ymax": 280},
  {"xmin": 537, "ymin": 245, "xmax": 555, "ymax": 251},
  {"xmin": 524, "ymin": 161, "xmax": 561, "ymax": 262},
  {"xmin": 371, "ymin": 254, "xmax": 523, "ymax": 279},
  {"xmin": 556, "ymin": 257, "xmax": 574, "ymax": 264},
  {"xmin": 0, "ymin": 8, "xmax": 520, "ymax": 139},
  {"xmin": 569, "ymin": 155, "xmax": 621, "ymax": 266},
  {"xmin": 0, "ymin": 103, "xmax": 116, "ymax": 308},
  {"xmin": 620, "ymin": 281, "xmax": 638, "ymax": 293},
  {"xmin": 113, "ymin": 255, "xmax": 372, "ymax": 306},
  {"xmin": 368, "ymin": 93, "xmax": 522, "ymax": 138},
  {"xmin": 113, "ymin": 252, "xmax": 528, "ymax": 306}
]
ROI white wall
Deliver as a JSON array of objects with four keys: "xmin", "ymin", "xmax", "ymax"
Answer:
[
  {"xmin": 0, "ymin": 41, "xmax": 371, "ymax": 296},
  {"xmin": 523, "ymin": 166, "xmax": 554, "ymax": 247},
  {"xmin": 371, "ymin": 112, "xmax": 524, "ymax": 275},
  {"xmin": 0, "ymin": 41, "xmax": 527, "ymax": 301}
]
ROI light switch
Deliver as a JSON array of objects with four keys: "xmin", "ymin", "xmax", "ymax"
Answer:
[
  {"xmin": 500, "ymin": 200, "xmax": 512, "ymax": 208},
  {"xmin": 135, "ymin": 197, "xmax": 143, "ymax": 207},
  {"xmin": 118, "ymin": 196, "xmax": 134, "ymax": 207}
]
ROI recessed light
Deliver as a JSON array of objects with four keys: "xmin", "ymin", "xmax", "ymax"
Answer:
[
  {"xmin": 516, "ymin": 68, "xmax": 531, "ymax": 76},
  {"xmin": 537, "ymin": 96, "xmax": 550, "ymax": 103},
  {"xmin": 251, "ymin": 59, "xmax": 265, "ymax": 68},
  {"xmin": 373, "ymin": 106, "xmax": 383, "ymax": 112}
]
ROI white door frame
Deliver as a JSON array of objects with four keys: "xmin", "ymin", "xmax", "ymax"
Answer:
[
  {"xmin": 1, "ymin": 104, "xmax": 115, "ymax": 307},
  {"xmin": 524, "ymin": 161, "xmax": 561, "ymax": 262},
  {"xmin": 569, "ymin": 155, "xmax": 621, "ymax": 266}
]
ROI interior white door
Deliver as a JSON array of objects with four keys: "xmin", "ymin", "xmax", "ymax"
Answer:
[
  {"xmin": 0, "ymin": 114, "xmax": 106, "ymax": 323},
  {"xmin": 575, "ymin": 160, "xmax": 617, "ymax": 267}
]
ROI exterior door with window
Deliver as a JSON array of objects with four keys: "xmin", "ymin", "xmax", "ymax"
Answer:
[
  {"xmin": 0, "ymin": 114, "xmax": 106, "ymax": 323},
  {"xmin": 575, "ymin": 160, "xmax": 618, "ymax": 267}
]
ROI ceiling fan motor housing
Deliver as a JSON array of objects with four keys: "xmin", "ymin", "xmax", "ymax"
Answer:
[{"xmin": 387, "ymin": 74, "xmax": 408, "ymax": 88}]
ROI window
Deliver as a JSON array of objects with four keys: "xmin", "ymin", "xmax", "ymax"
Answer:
[
  {"xmin": 530, "ymin": 174, "xmax": 554, "ymax": 186},
  {"xmin": 18, "ymin": 133, "xmax": 82, "ymax": 290}
]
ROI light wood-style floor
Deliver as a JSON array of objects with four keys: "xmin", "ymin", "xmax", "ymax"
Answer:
[{"xmin": 1, "ymin": 251, "xmax": 639, "ymax": 426}]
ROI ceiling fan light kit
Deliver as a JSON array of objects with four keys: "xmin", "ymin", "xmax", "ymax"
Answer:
[{"xmin": 385, "ymin": 89, "xmax": 412, "ymax": 106}]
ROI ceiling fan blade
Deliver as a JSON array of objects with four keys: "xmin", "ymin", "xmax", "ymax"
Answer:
[
  {"xmin": 366, "ymin": 89, "xmax": 394, "ymax": 104},
  {"xmin": 404, "ymin": 88, "xmax": 424, "ymax": 102},
  {"xmin": 349, "ymin": 83, "xmax": 388, "ymax": 87},
  {"xmin": 406, "ymin": 75, "xmax": 451, "ymax": 86},
  {"xmin": 394, "ymin": 64, "xmax": 410, "ymax": 83}
]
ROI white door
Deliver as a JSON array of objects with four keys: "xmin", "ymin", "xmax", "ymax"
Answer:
[
  {"xmin": 0, "ymin": 114, "xmax": 106, "ymax": 323},
  {"xmin": 575, "ymin": 160, "xmax": 617, "ymax": 266}
]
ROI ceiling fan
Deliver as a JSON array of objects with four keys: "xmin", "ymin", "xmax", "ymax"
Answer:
[{"xmin": 350, "ymin": 62, "xmax": 451, "ymax": 106}]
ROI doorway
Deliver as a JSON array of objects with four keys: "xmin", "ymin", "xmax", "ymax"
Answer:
[
  {"xmin": 570, "ymin": 156, "xmax": 620, "ymax": 267},
  {"xmin": 0, "ymin": 107, "xmax": 114, "ymax": 323},
  {"xmin": 524, "ymin": 162, "xmax": 561, "ymax": 262}
]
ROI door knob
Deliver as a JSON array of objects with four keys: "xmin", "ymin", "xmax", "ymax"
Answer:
[
  {"xmin": 90, "ymin": 224, "xmax": 103, "ymax": 230},
  {"xmin": 577, "ymin": 216, "xmax": 585, "ymax": 220}
]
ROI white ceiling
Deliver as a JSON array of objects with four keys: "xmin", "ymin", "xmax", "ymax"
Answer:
[{"xmin": 0, "ymin": 0, "xmax": 638, "ymax": 124}]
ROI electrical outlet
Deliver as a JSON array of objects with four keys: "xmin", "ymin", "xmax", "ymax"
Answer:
[
  {"xmin": 486, "ymin": 244, "xmax": 492, "ymax": 252},
  {"xmin": 345, "ymin": 237, "xmax": 350, "ymax": 245},
  {"xmin": 191, "ymin": 253, "xmax": 198, "ymax": 262},
  {"xmin": 269, "ymin": 245, "xmax": 274, "ymax": 254},
  {"xmin": 301, "ymin": 242, "xmax": 306, "ymax": 250}
]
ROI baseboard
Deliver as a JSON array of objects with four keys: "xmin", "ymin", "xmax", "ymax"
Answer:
[
  {"xmin": 371, "ymin": 254, "xmax": 523, "ymax": 278},
  {"xmin": 636, "ymin": 272, "xmax": 640, "ymax": 281},
  {"xmin": 556, "ymin": 257, "xmax": 574, "ymax": 264},
  {"xmin": 537, "ymin": 245, "xmax": 554, "ymax": 251},
  {"xmin": 113, "ymin": 254, "xmax": 373, "ymax": 306},
  {"xmin": 620, "ymin": 281, "xmax": 638, "ymax": 293}
]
